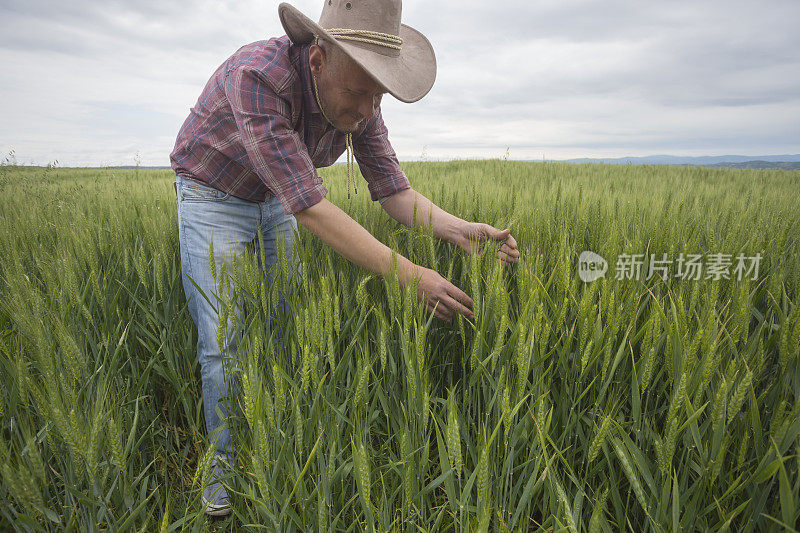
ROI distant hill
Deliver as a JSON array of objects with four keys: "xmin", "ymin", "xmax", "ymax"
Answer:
[
  {"xmin": 559, "ymin": 154, "xmax": 800, "ymax": 169},
  {"xmin": 705, "ymin": 160, "xmax": 800, "ymax": 170}
]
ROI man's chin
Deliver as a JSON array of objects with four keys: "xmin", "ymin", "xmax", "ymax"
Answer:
[
  {"xmin": 333, "ymin": 117, "xmax": 364, "ymax": 133},
  {"xmin": 336, "ymin": 123, "xmax": 361, "ymax": 134}
]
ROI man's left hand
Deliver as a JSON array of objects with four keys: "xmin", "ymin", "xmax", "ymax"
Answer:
[{"xmin": 453, "ymin": 221, "xmax": 520, "ymax": 266}]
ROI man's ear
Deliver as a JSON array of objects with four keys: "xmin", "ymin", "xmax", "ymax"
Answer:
[
  {"xmin": 310, "ymin": 40, "xmax": 332, "ymax": 75},
  {"xmin": 309, "ymin": 43, "xmax": 324, "ymax": 74}
]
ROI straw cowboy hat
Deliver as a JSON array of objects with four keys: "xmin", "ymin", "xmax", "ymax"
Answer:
[{"xmin": 278, "ymin": 0, "xmax": 436, "ymax": 103}]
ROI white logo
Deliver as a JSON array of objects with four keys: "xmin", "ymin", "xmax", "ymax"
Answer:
[{"xmin": 579, "ymin": 251, "xmax": 608, "ymax": 282}]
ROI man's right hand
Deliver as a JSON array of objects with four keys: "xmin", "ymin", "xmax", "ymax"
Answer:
[{"xmin": 412, "ymin": 266, "xmax": 475, "ymax": 323}]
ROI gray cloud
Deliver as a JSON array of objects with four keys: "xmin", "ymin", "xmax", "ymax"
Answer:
[{"xmin": 1, "ymin": 0, "xmax": 798, "ymax": 166}]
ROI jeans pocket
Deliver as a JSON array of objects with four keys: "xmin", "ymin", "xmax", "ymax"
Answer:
[{"xmin": 180, "ymin": 178, "xmax": 231, "ymax": 202}]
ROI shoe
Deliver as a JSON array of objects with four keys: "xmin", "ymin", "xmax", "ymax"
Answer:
[{"xmin": 201, "ymin": 456, "xmax": 232, "ymax": 517}]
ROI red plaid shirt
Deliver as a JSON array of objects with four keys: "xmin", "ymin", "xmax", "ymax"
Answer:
[{"xmin": 170, "ymin": 35, "xmax": 411, "ymax": 215}]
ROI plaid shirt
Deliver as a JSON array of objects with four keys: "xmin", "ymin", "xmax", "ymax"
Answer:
[{"xmin": 170, "ymin": 35, "xmax": 410, "ymax": 215}]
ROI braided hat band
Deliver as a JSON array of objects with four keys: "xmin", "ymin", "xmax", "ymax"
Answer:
[{"xmin": 325, "ymin": 28, "xmax": 403, "ymax": 50}]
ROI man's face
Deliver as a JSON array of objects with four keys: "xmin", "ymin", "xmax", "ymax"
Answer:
[{"xmin": 309, "ymin": 43, "xmax": 386, "ymax": 133}]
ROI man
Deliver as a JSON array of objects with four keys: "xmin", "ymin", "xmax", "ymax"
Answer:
[{"xmin": 170, "ymin": 0, "xmax": 520, "ymax": 517}]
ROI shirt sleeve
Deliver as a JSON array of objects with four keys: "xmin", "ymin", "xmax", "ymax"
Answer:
[
  {"xmin": 353, "ymin": 105, "xmax": 411, "ymax": 202},
  {"xmin": 224, "ymin": 67, "xmax": 328, "ymax": 215}
]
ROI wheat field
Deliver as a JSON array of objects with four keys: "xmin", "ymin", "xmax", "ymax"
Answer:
[{"xmin": 0, "ymin": 160, "xmax": 798, "ymax": 531}]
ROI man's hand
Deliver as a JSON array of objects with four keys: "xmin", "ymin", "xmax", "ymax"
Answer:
[
  {"xmin": 413, "ymin": 266, "xmax": 475, "ymax": 323},
  {"xmin": 453, "ymin": 221, "xmax": 520, "ymax": 266}
]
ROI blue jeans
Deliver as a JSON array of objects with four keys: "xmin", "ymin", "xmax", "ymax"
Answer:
[{"xmin": 175, "ymin": 174, "xmax": 301, "ymax": 463}]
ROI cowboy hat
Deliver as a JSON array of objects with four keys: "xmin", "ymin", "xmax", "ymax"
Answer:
[{"xmin": 278, "ymin": 0, "xmax": 436, "ymax": 103}]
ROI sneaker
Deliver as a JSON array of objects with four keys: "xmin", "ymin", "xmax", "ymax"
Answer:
[{"xmin": 201, "ymin": 456, "xmax": 232, "ymax": 517}]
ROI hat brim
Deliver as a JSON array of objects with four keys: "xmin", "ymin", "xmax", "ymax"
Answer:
[{"xmin": 278, "ymin": 2, "xmax": 436, "ymax": 103}]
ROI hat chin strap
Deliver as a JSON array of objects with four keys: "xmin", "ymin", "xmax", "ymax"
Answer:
[{"xmin": 311, "ymin": 58, "xmax": 357, "ymax": 199}]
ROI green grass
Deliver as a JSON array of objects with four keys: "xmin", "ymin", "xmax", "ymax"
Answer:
[{"xmin": 0, "ymin": 160, "xmax": 798, "ymax": 531}]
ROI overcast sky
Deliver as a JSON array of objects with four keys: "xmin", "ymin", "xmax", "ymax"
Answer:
[{"xmin": 1, "ymin": 0, "xmax": 799, "ymax": 166}]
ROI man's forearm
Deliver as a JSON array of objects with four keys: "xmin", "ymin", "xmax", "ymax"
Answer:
[
  {"xmin": 380, "ymin": 188, "xmax": 464, "ymax": 243},
  {"xmin": 294, "ymin": 197, "xmax": 421, "ymax": 285}
]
